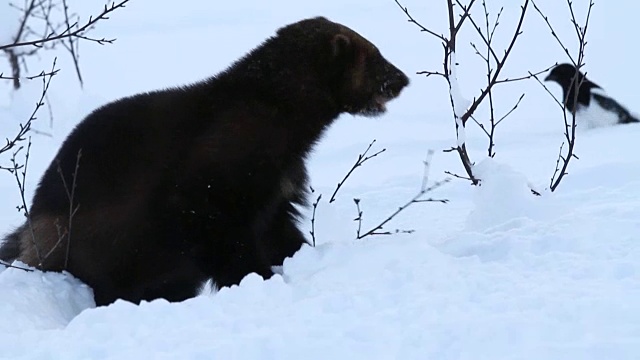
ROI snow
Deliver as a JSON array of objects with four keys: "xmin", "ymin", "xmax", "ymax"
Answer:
[
  {"xmin": 0, "ymin": 262, "xmax": 94, "ymax": 333},
  {"xmin": 448, "ymin": 51, "xmax": 471, "ymax": 147},
  {"xmin": 466, "ymin": 158, "xmax": 541, "ymax": 231},
  {"xmin": 449, "ymin": 53, "xmax": 470, "ymax": 119},
  {"xmin": 1, "ymin": 0, "xmax": 640, "ymax": 359}
]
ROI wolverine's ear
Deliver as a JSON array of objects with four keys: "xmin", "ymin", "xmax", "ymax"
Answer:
[{"xmin": 331, "ymin": 33, "xmax": 352, "ymax": 59}]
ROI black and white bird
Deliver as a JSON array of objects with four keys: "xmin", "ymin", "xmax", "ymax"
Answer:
[{"xmin": 544, "ymin": 63, "xmax": 639, "ymax": 128}]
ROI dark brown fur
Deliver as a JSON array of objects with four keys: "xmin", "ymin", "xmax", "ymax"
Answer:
[{"xmin": 0, "ymin": 17, "xmax": 409, "ymax": 306}]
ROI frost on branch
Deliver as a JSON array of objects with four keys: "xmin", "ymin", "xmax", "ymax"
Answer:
[{"xmin": 449, "ymin": 52, "xmax": 471, "ymax": 148}]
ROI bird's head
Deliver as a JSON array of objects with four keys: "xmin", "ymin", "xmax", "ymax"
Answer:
[{"xmin": 545, "ymin": 63, "xmax": 599, "ymax": 90}]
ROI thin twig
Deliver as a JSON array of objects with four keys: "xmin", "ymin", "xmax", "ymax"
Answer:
[
  {"xmin": 61, "ymin": 0, "xmax": 83, "ymax": 87},
  {"xmin": 329, "ymin": 139, "xmax": 386, "ymax": 203},
  {"xmin": 0, "ymin": 58, "xmax": 57, "ymax": 157},
  {"xmin": 356, "ymin": 179, "xmax": 450, "ymax": 240},
  {"xmin": 64, "ymin": 149, "xmax": 81, "ymax": 268},
  {"xmin": 444, "ymin": 170, "xmax": 474, "ymax": 181},
  {"xmin": 356, "ymin": 153, "xmax": 450, "ymax": 240},
  {"xmin": 495, "ymin": 93, "xmax": 525, "ymax": 126},
  {"xmin": 0, "ymin": 0, "xmax": 130, "ymax": 51},
  {"xmin": 416, "ymin": 70, "xmax": 447, "ymax": 78},
  {"xmin": 40, "ymin": 149, "xmax": 82, "ymax": 266},
  {"xmin": 549, "ymin": 142, "xmax": 566, "ymax": 188},
  {"xmin": 393, "ymin": 0, "xmax": 448, "ymax": 42},
  {"xmin": 0, "ymin": 260, "xmax": 34, "ymax": 272},
  {"xmin": 10, "ymin": 140, "xmax": 42, "ymax": 262},
  {"xmin": 494, "ymin": 63, "xmax": 557, "ymax": 84},
  {"xmin": 469, "ymin": 114, "xmax": 491, "ymax": 137},
  {"xmin": 482, "ymin": 0, "xmax": 497, "ymax": 157},
  {"xmin": 0, "ymin": 68, "xmax": 60, "ymax": 81},
  {"xmin": 466, "ymin": 1, "xmax": 500, "ymax": 64},
  {"xmin": 459, "ymin": 0, "xmax": 530, "ymax": 127},
  {"xmin": 531, "ymin": 0, "xmax": 575, "ymax": 65},
  {"xmin": 454, "ymin": 0, "xmax": 477, "ymax": 34},
  {"xmin": 530, "ymin": 71, "xmax": 564, "ymax": 109},
  {"xmin": 548, "ymin": 0, "xmax": 594, "ymax": 192},
  {"xmin": 353, "ymin": 198, "xmax": 363, "ymax": 239},
  {"xmin": 309, "ymin": 194, "xmax": 321, "ymax": 247}
]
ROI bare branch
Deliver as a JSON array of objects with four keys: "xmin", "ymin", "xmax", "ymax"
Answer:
[
  {"xmin": 495, "ymin": 93, "xmax": 525, "ymax": 126},
  {"xmin": 0, "ymin": 1, "xmax": 130, "ymax": 52},
  {"xmin": 417, "ymin": 70, "xmax": 447, "ymax": 78},
  {"xmin": 0, "ymin": 58, "xmax": 57, "ymax": 158},
  {"xmin": 530, "ymin": 71, "xmax": 564, "ymax": 109},
  {"xmin": 0, "ymin": 260, "xmax": 34, "ymax": 272},
  {"xmin": 63, "ymin": 149, "xmax": 81, "ymax": 268},
  {"xmin": 459, "ymin": 0, "xmax": 529, "ymax": 127},
  {"xmin": 40, "ymin": 149, "xmax": 82, "ymax": 267},
  {"xmin": 356, "ymin": 178, "xmax": 450, "ymax": 240},
  {"xmin": 469, "ymin": 114, "xmax": 491, "ymax": 137},
  {"xmin": 461, "ymin": 0, "xmax": 529, "ymax": 159},
  {"xmin": 545, "ymin": 0, "xmax": 594, "ymax": 192},
  {"xmin": 495, "ymin": 63, "xmax": 557, "ymax": 84},
  {"xmin": 470, "ymin": 41, "xmax": 490, "ymax": 63},
  {"xmin": 309, "ymin": 194, "xmax": 322, "ymax": 247},
  {"xmin": 482, "ymin": 0, "xmax": 497, "ymax": 157},
  {"xmin": 395, "ymin": 0, "xmax": 530, "ymax": 183},
  {"xmin": 447, "ymin": 0, "xmax": 476, "ymax": 50},
  {"xmin": 393, "ymin": 0, "xmax": 448, "ymax": 42},
  {"xmin": 444, "ymin": 170, "xmax": 474, "ymax": 181},
  {"xmin": 549, "ymin": 142, "xmax": 566, "ymax": 188},
  {"xmin": 9, "ymin": 139, "xmax": 42, "ymax": 262},
  {"xmin": 60, "ymin": 0, "xmax": 83, "ymax": 86},
  {"xmin": 531, "ymin": 0, "xmax": 575, "ymax": 65},
  {"xmin": 356, "ymin": 153, "xmax": 450, "ymax": 240},
  {"xmin": 0, "ymin": 68, "xmax": 60, "ymax": 81},
  {"xmin": 13, "ymin": 0, "xmax": 38, "ymax": 46},
  {"xmin": 489, "ymin": 6, "xmax": 504, "ymax": 42},
  {"xmin": 466, "ymin": 4, "xmax": 500, "ymax": 63},
  {"xmin": 454, "ymin": 0, "xmax": 477, "ymax": 34},
  {"xmin": 329, "ymin": 139, "xmax": 386, "ymax": 203},
  {"xmin": 353, "ymin": 198, "xmax": 363, "ymax": 239}
]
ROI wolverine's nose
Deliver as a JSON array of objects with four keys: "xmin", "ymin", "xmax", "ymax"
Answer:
[
  {"xmin": 384, "ymin": 69, "xmax": 409, "ymax": 98},
  {"xmin": 396, "ymin": 71, "xmax": 410, "ymax": 90}
]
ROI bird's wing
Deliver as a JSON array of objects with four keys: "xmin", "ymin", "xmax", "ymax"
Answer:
[{"xmin": 592, "ymin": 93, "xmax": 639, "ymax": 124}]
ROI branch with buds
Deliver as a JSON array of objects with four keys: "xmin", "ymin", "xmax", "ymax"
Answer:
[{"xmin": 530, "ymin": 0, "xmax": 594, "ymax": 192}]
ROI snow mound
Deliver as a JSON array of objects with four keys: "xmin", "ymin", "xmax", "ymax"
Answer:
[
  {"xmin": 0, "ymin": 263, "xmax": 94, "ymax": 332},
  {"xmin": 466, "ymin": 158, "xmax": 544, "ymax": 232}
]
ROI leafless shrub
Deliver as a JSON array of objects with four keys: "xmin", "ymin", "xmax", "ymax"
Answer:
[
  {"xmin": 395, "ymin": 0, "xmax": 538, "ymax": 184},
  {"xmin": 329, "ymin": 139, "xmax": 386, "ymax": 204},
  {"xmin": 353, "ymin": 150, "xmax": 450, "ymax": 240},
  {"xmin": 0, "ymin": 58, "xmax": 57, "ymax": 160},
  {"xmin": 393, "ymin": 0, "xmax": 592, "ymax": 193},
  {"xmin": 529, "ymin": 0, "xmax": 594, "ymax": 192},
  {"xmin": 309, "ymin": 142, "xmax": 449, "ymax": 245},
  {"xmin": 308, "ymin": 139, "xmax": 388, "ymax": 246},
  {"xmin": 1, "ymin": 0, "xmax": 130, "ymax": 89}
]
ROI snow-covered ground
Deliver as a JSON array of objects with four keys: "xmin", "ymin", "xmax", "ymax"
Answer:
[{"xmin": 1, "ymin": 0, "xmax": 639, "ymax": 359}]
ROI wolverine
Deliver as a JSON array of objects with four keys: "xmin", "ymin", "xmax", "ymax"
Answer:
[{"xmin": 0, "ymin": 17, "xmax": 409, "ymax": 306}]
